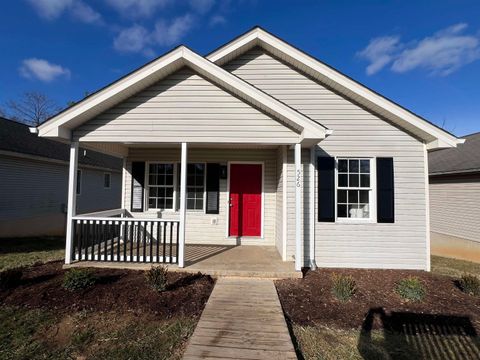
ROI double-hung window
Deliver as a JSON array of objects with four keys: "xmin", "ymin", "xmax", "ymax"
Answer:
[
  {"xmin": 148, "ymin": 163, "xmax": 174, "ymax": 210},
  {"xmin": 337, "ymin": 158, "xmax": 372, "ymax": 220},
  {"xmin": 177, "ymin": 163, "xmax": 206, "ymax": 211}
]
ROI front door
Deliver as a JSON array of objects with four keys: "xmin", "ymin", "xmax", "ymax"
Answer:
[{"xmin": 229, "ymin": 164, "xmax": 262, "ymax": 237}]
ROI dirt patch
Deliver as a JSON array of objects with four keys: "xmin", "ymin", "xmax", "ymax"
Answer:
[
  {"xmin": 0, "ymin": 261, "xmax": 215, "ymax": 319},
  {"xmin": 276, "ymin": 268, "xmax": 480, "ymax": 331}
]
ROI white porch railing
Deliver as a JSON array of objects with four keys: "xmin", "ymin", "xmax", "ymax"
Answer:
[{"xmin": 71, "ymin": 210, "xmax": 179, "ymax": 264}]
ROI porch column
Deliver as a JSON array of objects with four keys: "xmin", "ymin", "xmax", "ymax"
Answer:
[
  {"xmin": 178, "ymin": 142, "xmax": 188, "ymax": 268},
  {"xmin": 294, "ymin": 143, "xmax": 302, "ymax": 271},
  {"xmin": 65, "ymin": 141, "xmax": 79, "ymax": 265},
  {"xmin": 309, "ymin": 146, "xmax": 317, "ymax": 270}
]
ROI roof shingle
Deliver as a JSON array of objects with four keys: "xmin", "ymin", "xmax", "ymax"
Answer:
[
  {"xmin": 429, "ymin": 132, "xmax": 480, "ymax": 175},
  {"xmin": 0, "ymin": 117, "xmax": 122, "ymax": 171}
]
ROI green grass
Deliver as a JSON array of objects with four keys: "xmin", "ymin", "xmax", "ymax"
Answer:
[
  {"xmin": 431, "ymin": 255, "xmax": 480, "ymax": 278},
  {"xmin": 0, "ymin": 306, "xmax": 196, "ymax": 360},
  {"xmin": 0, "ymin": 237, "xmax": 64, "ymax": 270}
]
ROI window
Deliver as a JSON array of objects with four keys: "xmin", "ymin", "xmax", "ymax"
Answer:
[
  {"xmin": 104, "ymin": 173, "xmax": 111, "ymax": 189},
  {"xmin": 147, "ymin": 163, "xmax": 174, "ymax": 210},
  {"xmin": 337, "ymin": 158, "xmax": 372, "ymax": 219},
  {"xmin": 76, "ymin": 170, "xmax": 82, "ymax": 195},
  {"xmin": 177, "ymin": 163, "xmax": 206, "ymax": 211}
]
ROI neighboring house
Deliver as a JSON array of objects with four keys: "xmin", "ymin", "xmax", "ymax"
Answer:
[
  {"xmin": 429, "ymin": 132, "xmax": 480, "ymax": 262},
  {"xmin": 0, "ymin": 117, "xmax": 122, "ymax": 237},
  {"xmin": 36, "ymin": 27, "xmax": 463, "ymax": 271}
]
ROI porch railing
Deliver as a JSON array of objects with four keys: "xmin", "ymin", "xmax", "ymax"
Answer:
[{"xmin": 71, "ymin": 213, "xmax": 179, "ymax": 264}]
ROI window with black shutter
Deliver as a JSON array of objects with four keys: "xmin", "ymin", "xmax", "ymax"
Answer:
[
  {"xmin": 206, "ymin": 163, "xmax": 220, "ymax": 214},
  {"xmin": 131, "ymin": 162, "xmax": 145, "ymax": 212},
  {"xmin": 317, "ymin": 157, "xmax": 335, "ymax": 222},
  {"xmin": 376, "ymin": 157, "xmax": 395, "ymax": 223}
]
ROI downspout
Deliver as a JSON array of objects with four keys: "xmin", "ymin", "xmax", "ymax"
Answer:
[{"xmin": 309, "ymin": 145, "xmax": 317, "ymax": 270}]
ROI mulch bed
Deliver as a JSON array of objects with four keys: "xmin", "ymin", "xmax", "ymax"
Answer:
[
  {"xmin": 275, "ymin": 269, "xmax": 480, "ymax": 332},
  {"xmin": 0, "ymin": 261, "xmax": 215, "ymax": 319}
]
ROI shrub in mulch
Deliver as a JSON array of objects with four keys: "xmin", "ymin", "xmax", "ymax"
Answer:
[
  {"xmin": 0, "ymin": 261, "xmax": 215, "ymax": 319},
  {"xmin": 0, "ymin": 268, "xmax": 23, "ymax": 289},
  {"xmin": 395, "ymin": 276, "xmax": 426, "ymax": 302},
  {"xmin": 331, "ymin": 273, "xmax": 356, "ymax": 302},
  {"xmin": 275, "ymin": 268, "xmax": 480, "ymax": 332},
  {"xmin": 459, "ymin": 274, "xmax": 480, "ymax": 296},
  {"xmin": 145, "ymin": 265, "xmax": 168, "ymax": 292},
  {"xmin": 63, "ymin": 268, "xmax": 97, "ymax": 291}
]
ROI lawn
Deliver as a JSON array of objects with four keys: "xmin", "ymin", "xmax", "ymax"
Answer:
[
  {"xmin": 0, "ymin": 237, "xmax": 65, "ymax": 270},
  {"xmin": 0, "ymin": 238, "xmax": 215, "ymax": 360},
  {"xmin": 277, "ymin": 257, "xmax": 480, "ymax": 360}
]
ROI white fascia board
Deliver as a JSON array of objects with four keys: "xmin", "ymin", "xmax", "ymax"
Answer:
[
  {"xmin": 38, "ymin": 48, "xmax": 185, "ymax": 137},
  {"xmin": 208, "ymin": 28, "xmax": 461, "ymax": 149}
]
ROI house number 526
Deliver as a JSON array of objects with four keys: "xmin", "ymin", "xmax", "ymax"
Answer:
[{"xmin": 296, "ymin": 169, "xmax": 302, "ymax": 187}]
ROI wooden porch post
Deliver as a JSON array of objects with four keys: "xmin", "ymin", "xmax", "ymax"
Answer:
[
  {"xmin": 65, "ymin": 141, "xmax": 79, "ymax": 264},
  {"xmin": 294, "ymin": 143, "xmax": 302, "ymax": 271},
  {"xmin": 178, "ymin": 142, "xmax": 188, "ymax": 267}
]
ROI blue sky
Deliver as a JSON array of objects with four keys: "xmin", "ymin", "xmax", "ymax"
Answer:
[{"xmin": 1, "ymin": 0, "xmax": 479, "ymax": 136}]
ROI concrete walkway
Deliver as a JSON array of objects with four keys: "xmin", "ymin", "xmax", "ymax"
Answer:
[{"xmin": 183, "ymin": 278, "xmax": 297, "ymax": 359}]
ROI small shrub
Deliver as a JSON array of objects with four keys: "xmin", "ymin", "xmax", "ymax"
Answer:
[
  {"xmin": 0, "ymin": 268, "xmax": 23, "ymax": 289},
  {"xmin": 331, "ymin": 273, "xmax": 357, "ymax": 302},
  {"xmin": 395, "ymin": 276, "xmax": 426, "ymax": 302},
  {"xmin": 145, "ymin": 265, "xmax": 169, "ymax": 292},
  {"xmin": 63, "ymin": 268, "xmax": 96, "ymax": 291},
  {"xmin": 459, "ymin": 274, "xmax": 480, "ymax": 296}
]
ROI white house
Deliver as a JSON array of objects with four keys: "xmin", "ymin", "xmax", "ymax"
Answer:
[{"xmin": 35, "ymin": 27, "xmax": 463, "ymax": 272}]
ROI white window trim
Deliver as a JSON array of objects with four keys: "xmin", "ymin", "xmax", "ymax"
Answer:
[
  {"xmin": 145, "ymin": 161, "xmax": 176, "ymax": 212},
  {"xmin": 144, "ymin": 161, "xmax": 207, "ymax": 213},
  {"xmin": 175, "ymin": 162, "xmax": 207, "ymax": 213},
  {"xmin": 334, "ymin": 157, "xmax": 377, "ymax": 224},
  {"xmin": 103, "ymin": 172, "xmax": 111, "ymax": 189},
  {"xmin": 76, "ymin": 169, "xmax": 82, "ymax": 196}
]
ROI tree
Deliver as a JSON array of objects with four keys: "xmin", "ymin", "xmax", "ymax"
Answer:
[{"xmin": 5, "ymin": 91, "xmax": 60, "ymax": 126}]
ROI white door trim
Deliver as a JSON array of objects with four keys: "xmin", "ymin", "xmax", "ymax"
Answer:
[{"xmin": 226, "ymin": 161, "xmax": 265, "ymax": 240}]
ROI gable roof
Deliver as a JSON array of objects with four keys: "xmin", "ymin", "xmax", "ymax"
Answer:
[
  {"xmin": 1, "ymin": 117, "xmax": 121, "ymax": 171},
  {"xmin": 429, "ymin": 132, "xmax": 480, "ymax": 176},
  {"xmin": 37, "ymin": 46, "xmax": 327, "ymax": 144},
  {"xmin": 207, "ymin": 26, "xmax": 463, "ymax": 150}
]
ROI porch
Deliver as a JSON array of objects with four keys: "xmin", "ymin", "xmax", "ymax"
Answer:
[
  {"xmin": 66, "ymin": 242, "xmax": 301, "ymax": 279},
  {"xmin": 64, "ymin": 142, "xmax": 314, "ymax": 274}
]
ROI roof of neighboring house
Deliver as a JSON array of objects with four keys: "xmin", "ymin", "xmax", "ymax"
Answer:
[
  {"xmin": 0, "ymin": 117, "xmax": 122, "ymax": 171},
  {"xmin": 429, "ymin": 132, "xmax": 480, "ymax": 176}
]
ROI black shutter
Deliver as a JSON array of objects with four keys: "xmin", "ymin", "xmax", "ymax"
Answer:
[
  {"xmin": 318, "ymin": 157, "xmax": 335, "ymax": 222},
  {"xmin": 377, "ymin": 157, "xmax": 395, "ymax": 223},
  {"xmin": 131, "ymin": 162, "xmax": 145, "ymax": 212},
  {"xmin": 206, "ymin": 163, "xmax": 220, "ymax": 214}
]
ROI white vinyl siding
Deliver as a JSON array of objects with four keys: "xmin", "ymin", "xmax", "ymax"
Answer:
[
  {"xmin": 430, "ymin": 175, "xmax": 480, "ymax": 243},
  {"xmin": 224, "ymin": 47, "xmax": 428, "ymax": 270},
  {"xmin": 0, "ymin": 154, "xmax": 121, "ymax": 237},
  {"xmin": 123, "ymin": 148, "xmax": 278, "ymax": 246},
  {"xmin": 73, "ymin": 67, "xmax": 300, "ymax": 144}
]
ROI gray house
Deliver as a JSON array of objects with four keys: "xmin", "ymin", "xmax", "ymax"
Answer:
[
  {"xmin": 429, "ymin": 132, "xmax": 480, "ymax": 263},
  {"xmin": 0, "ymin": 117, "xmax": 122, "ymax": 237},
  {"xmin": 34, "ymin": 27, "xmax": 463, "ymax": 272}
]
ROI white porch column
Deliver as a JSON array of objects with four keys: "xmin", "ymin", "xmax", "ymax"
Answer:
[
  {"xmin": 65, "ymin": 141, "xmax": 79, "ymax": 265},
  {"xmin": 178, "ymin": 142, "xmax": 188, "ymax": 268},
  {"xmin": 294, "ymin": 143, "xmax": 302, "ymax": 271},
  {"xmin": 309, "ymin": 146, "xmax": 317, "ymax": 270}
]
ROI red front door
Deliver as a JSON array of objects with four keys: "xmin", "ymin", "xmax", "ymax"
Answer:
[{"xmin": 229, "ymin": 164, "xmax": 262, "ymax": 237}]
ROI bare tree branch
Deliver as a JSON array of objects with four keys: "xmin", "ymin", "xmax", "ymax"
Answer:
[{"xmin": 5, "ymin": 92, "xmax": 60, "ymax": 126}]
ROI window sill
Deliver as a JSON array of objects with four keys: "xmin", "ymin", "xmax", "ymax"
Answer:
[{"xmin": 335, "ymin": 218, "xmax": 375, "ymax": 224}]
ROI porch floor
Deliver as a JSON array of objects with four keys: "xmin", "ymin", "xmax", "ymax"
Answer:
[{"xmin": 65, "ymin": 245, "xmax": 301, "ymax": 279}]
